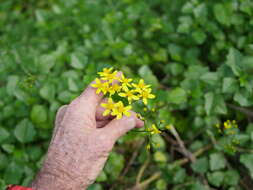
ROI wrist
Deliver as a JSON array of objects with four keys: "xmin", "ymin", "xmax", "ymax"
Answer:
[{"xmin": 31, "ymin": 166, "xmax": 89, "ymax": 190}]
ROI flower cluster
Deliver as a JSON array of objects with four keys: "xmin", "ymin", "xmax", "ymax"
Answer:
[
  {"xmin": 215, "ymin": 120, "xmax": 238, "ymax": 134},
  {"xmin": 214, "ymin": 120, "xmax": 239, "ymax": 153},
  {"xmin": 148, "ymin": 124, "xmax": 162, "ymax": 135},
  {"xmin": 91, "ymin": 68, "xmax": 155, "ymax": 119}
]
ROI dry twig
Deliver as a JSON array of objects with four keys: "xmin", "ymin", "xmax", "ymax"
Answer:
[{"xmin": 129, "ymin": 144, "xmax": 212, "ymax": 190}]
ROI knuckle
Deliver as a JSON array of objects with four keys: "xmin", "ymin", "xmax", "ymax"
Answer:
[
  {"xmin": 55, "ymin": 105, "xmax": 68, "ymax": 125},
  {"xmin": 57, "ymin": 105, "xmax": 68, "ymax": 115}
]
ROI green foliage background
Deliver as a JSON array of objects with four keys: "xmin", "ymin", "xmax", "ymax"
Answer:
[{"xmin": 1, "ymin": 0, "xmax": 253, "ymax": 189}]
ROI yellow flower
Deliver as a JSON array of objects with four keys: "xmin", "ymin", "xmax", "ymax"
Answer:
[
  {"xmin": 148, "ymin": 124, "xmax": 161, "ymax": 134},
  {"xmin": 146, "ymin": 144, "xmax": 151, "ymax": 150},
  {"xmin": 111, "ymin": 101, "xmax": 132, "ymax": 119},
  {"xmin": 139, "ymin": 88, "xmax": 155, "ymax": 105},
  {"xmin": 101, "ymin": 70, "xmax": 119, "ymax": 83},
  {"xmin": 100, "ymin": 82, "xmax": 111, "ymax": 95},
  {"xmin": 133, "ymin": 79, "xmax": 151, "ymax": 92},
  {"xmin": 119, "ymin": 88, "xmax": 139, "ymax": 103},
  {"xmin": 223, "ymin": 120, "xmax": 238, "ymax": 130},
  {"xmin": 137, "ymin": 113, "xmax": 144, "ymax": 120},
  {"xmin": 224, "ymin": 120, "xmax": 233, "ymax": 129},
  {"xmin": 119, "ymin": 74, "xmax": 132, "ymax": 91},
  {"xmin": 165, "ymin": 125, "xmax": 172, "ymax": 130},
  {"xmin": 109, "ymin": 83, "xmax": 122, "ymax": 95},
  {"xmin": 101, "ymin": 98, "xmax": 115, "ymax": 116},
  {"xmin": 91, "ymin": 78, "xmax": 106, "ymax": 94},
  {"xmin": 98, "ymin": 67, "xmax": 114, "ymax": 77}
]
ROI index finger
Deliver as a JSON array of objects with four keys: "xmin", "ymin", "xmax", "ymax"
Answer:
[{"xmin": 70, "ymin": 71, "xmax": 122, "ymax": 117}]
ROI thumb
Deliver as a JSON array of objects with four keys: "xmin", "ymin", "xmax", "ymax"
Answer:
[{"xmin": 101, "ymin": 115, "xmax": 137, "ymax": 141}]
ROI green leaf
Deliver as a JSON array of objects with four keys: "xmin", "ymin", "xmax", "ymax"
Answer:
[
  {"xmin": 156, "ymin": 179, "xmax": 167, "ymax": 190},
  {"xmin": 193, "ymin": 3, "xmax": 207, "ymax": 19},
  {"xmin": 222, "ymin": 77, "xmax": 238, "ymax": 93},
  {"xmin": 39, "ymin": 83, "xmax": 56, "ymax": 102},
  {"xmin": 190, "ymin": 182, "xmax": 207, "ymax": 190},
  {"xmin": 209, "ymin": 153, "xmax": 226, "ymax": 171},
  {"xmin": 0, "ymin": 179, "xmax": 6, "ymax": 190},
  {"xmin": 182, "ymin": 2, "xmax": 194, "ymax": 14},
  {"xmin": 213, "ymin": 3, "xmax": 232, "ymax": 26},
  {"xmin": 138, "ymin": 65, "xmax": 159, "ymax": 88},
  {"xmin": 173, "ymin": 168, "xmax": 186, "ymax": 184},
  {"xmin": 177, "ymin": 16, "xmax": 192, "ymax": 34},
  {"xmin": 87, "ymin": 184, "xmax": 103, "ymax": 190},
  {"xmin": 207, "ymin": 171, "xmax": 224, "ymax": 187},
  {"xmin": 70, "ymin": 53, "xmax": 88, "ymax": 70},
  {"xmin": 22, "ymin": 176, "xmax": 34, "ymax": 187},
  {"xmin": 241, "ymin": 56, "xmax": 253, "ymax": 70},
  {"xmin": 151, "ymin": 135, "xmax": 166, "ymax": 150},
  {"xmin": 0, "ymin": 152, "xmax": 8, "ymax": 170},
  {"xmin": 226, "ymin": 48, "xmax": 243, "ymax": 76},
  {"xmin": 27, "ymin": 146, "xmax": 43, "ymax": 161},
  {"xmin": 0, "ymin": 127, "xmax": 10, "ymax": 143},
  {"xmin": 234, "ymin": 134, "xmax": 250, "ymax": 145},
  {"xmin": 37, "ymin": 54, "xmax": 56, "ymax": 73},
  {"xmin": 105, "ymin": 152, "xmax": 124, "ymax": 180},
  {"xmin": 153, "ymin": 48, "xmax": 167, "ymax": 62},
  {"xmin": 234, "ymin": 90, "xmax": 253, "ymax": 107},
  {"xmin": 191, "ymin": 157, "xmax": 208, "ymax": 174},
  {"xmin": 192, "ymin": 30, "xmax": 206, "ymax": 45},
  {"xmin": 1, "ymin": 144, "xmax": 14, "ymax": 154},
  {"xmin": 57, "ymin": 90, "xmax": 73, "ymax": 103},
  {"xmin": 165, "ymin": 63, "xmax": 184, "ymax": 76},
  {"xmin": 204, "ymin": 92, "xmax": 214, "ymax": 115},
  {"xmin": 96, "ymin": 170, "xmax": 107, "ymax": 182},
  {"xmin": 200, "ymin": 72, "xmax": 218, "ymax": 85},
  {"xmin": 30, "ymin": 105, "xmax": 48, "ymax": 124},
  {"xmin": 167, "ymin": 87, "xmax": 187, "ymax": 104},
  {"xmin": 14, "ymin": 119, "xmax": 36, "ymax": 143},
  {"xmin": 240, "ymin": 154, "xmax": 253, "ymax": 178},
  {"xmin": 68, "ymin": 78, "xmax": 79, "ymax": 92},
  {"xmin": 168, "ymin": 44, "xmax": 183, "ymax": 61},
  {"xmin": 246, "ymin": 123, "xmax": 253, "ymax": 135},
  {"xmin": 223, "ymin": 170, "xmax": 239, "ymax": 186},
  {"xmin": 7, "ymin": 75, "xmax": 19, "ymax": 96},
  {"xmin": 4, "ymin": 162, "xmax": 23, "ymax": 184},
  {"xmin": 240, "ymin": 1, "xmax": 253, "ymax": 15},
  {"xmin": 214, "ymin": 95, "xmax": 227, "ymax": 115},
  {"xmin": 154, "ymin": 151, "xmax": 167, "ymax": 162}
]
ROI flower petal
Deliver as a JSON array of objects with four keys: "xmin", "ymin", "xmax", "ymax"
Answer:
[{"xmin": 103, "ymin": 109, "xmax": 110, "ymax": 116}]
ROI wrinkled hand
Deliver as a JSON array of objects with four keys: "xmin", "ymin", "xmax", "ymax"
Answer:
[{"xmin": 31, "ymin": 79, "xmax": 144, "ymax": 190}]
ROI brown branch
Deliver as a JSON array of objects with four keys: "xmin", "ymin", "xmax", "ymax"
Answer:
[
  {"xmin": 240, "ymin": 177, "xmax": 252, "ymax": 190},
  {"xmin": 168, "ymin": 125, "xmax": 196, "ymax": 163},
  {"xmin": 129, "ymin": 172, "xmax": 161, "ymax": 190},
  {"xmin": 161, "ymin": 133, "xmax": 178, "ymax": 145},
  {"xmin": 174, "ymin": 144, "xmax": 212, "ymax": 166},
  {"xmin": 121, "ymin": 140, "xmax": 144, "ymax": 177},
  {"xmin": 236, "ymin": 147, "xmax": 253, "ymax": 154},
  {"xmin": 129, "ymin": 144, "xmax": 212, "ymax": 190},
  {"xmin": 109, "ymin": 140, "xmax": 144, "ymax": 190},
  {"xmin": 136, "ymin": 156, "xmax": 150, "ymax": 184},
  {"xmin": 227, "ymin": 103, "xmax": 253, "ymax": 118}
]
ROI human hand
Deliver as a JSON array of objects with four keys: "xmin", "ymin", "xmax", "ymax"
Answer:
[{"xmin": 31, "ymin": 77, "xmax": 144, "ymax": 190}]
